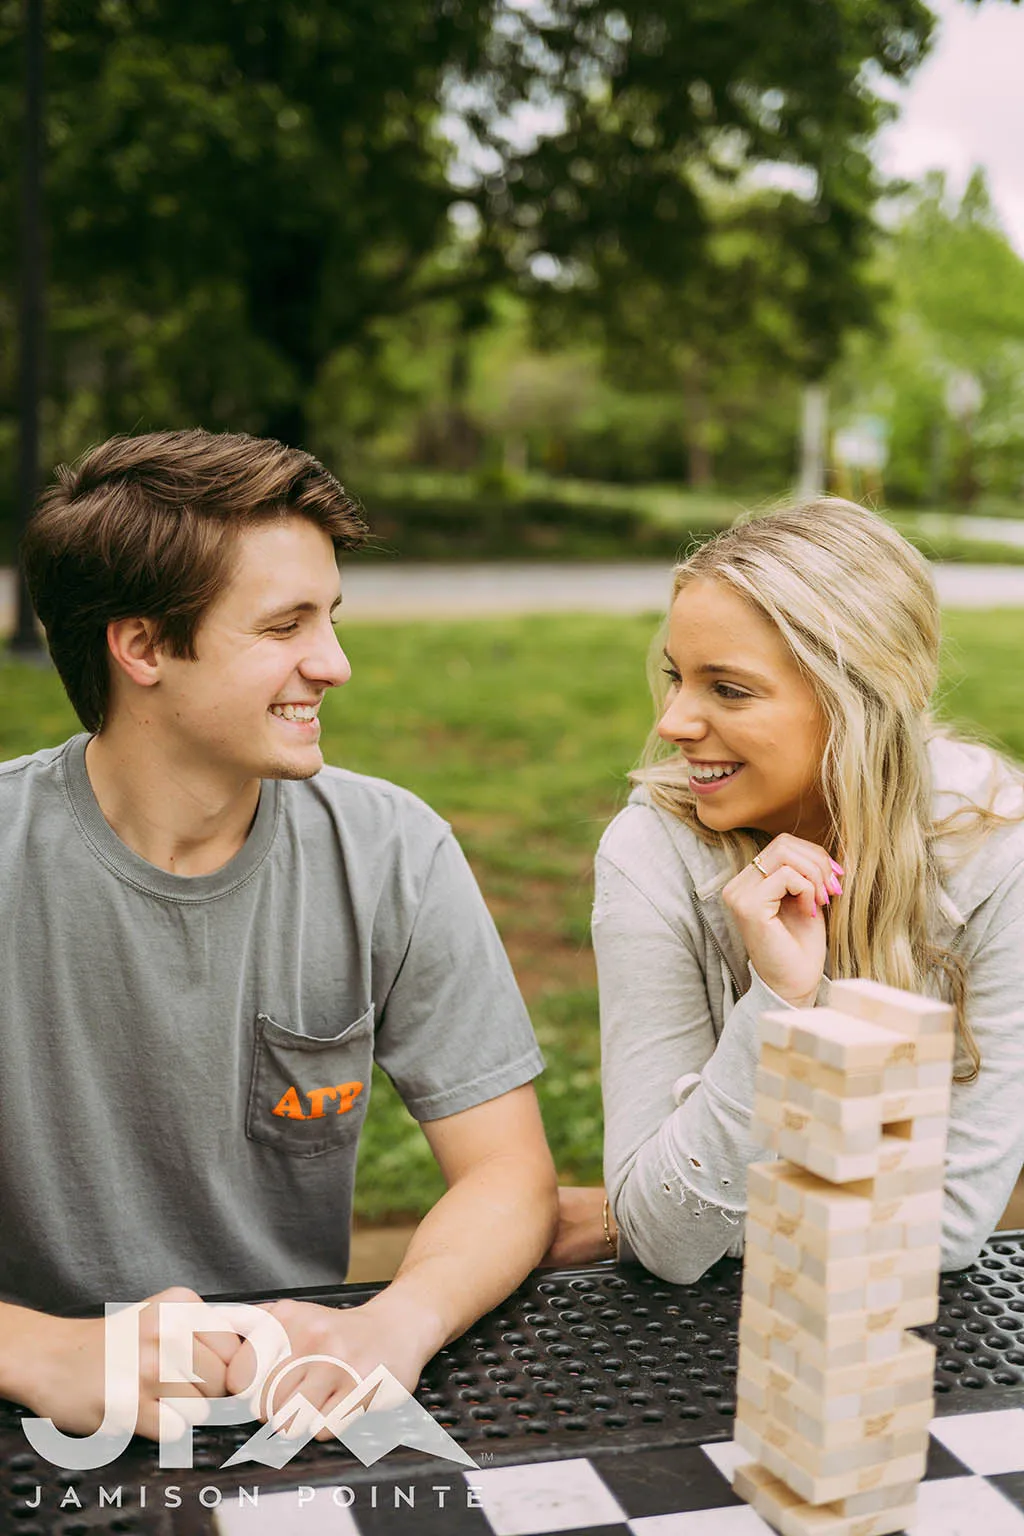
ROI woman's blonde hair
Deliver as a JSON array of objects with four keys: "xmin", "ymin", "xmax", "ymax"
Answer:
[{"xmin": 633, "ymin": 497, "xmax": 1023, "ymax": 1081}]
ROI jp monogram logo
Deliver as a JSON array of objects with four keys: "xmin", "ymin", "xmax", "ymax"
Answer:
[{"xmin": 22, "ymin": 1302, "xmax": 476, "ymax": 1473}]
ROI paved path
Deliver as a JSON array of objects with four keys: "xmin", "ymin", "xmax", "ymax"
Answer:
[{"xmin": 5, "ymin": 560, "xmax": 1024, "ymax": 633}]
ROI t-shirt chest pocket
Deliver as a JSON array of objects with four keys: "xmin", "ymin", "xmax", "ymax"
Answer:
[{"xmin": 246, "ymin": 1005, "xmax": 374, "ymax": 1158}]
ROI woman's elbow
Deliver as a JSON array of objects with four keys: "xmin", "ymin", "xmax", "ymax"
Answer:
[{"xmin": 618, "ymin": 1211, "xmax": 733, "ymax": 1286}]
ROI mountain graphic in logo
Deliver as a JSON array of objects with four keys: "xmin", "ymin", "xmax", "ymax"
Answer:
[{"xmin": 221, "ymin": 1363, "xmax": 478, "ymax": 1470}]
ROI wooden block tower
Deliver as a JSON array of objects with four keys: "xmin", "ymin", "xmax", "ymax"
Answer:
[{"xmin": 733, "ymin": 978, "xmax": 955, "ymax": 1536}]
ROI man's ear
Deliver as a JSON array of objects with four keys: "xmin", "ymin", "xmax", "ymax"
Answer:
[{"xmin": 105, "ymin": 617, "xmax": 165, "ymax": 690}]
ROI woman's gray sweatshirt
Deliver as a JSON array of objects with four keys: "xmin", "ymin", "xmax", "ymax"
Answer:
[{"xmin": 595, "ymin": 735, "xmax": 1024, "ymax": 1282}]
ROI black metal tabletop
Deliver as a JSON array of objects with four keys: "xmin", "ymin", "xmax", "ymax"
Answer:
[{"xmin": 2, "ymin": 1233, "xmax": 1023, "ymax": 1533}]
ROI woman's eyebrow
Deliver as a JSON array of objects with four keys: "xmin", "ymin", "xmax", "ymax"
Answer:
[
  {"xmin": 662, "ymin": 649, "xmax": 767, "ymax": 685},
  {"xmin": 696, "ymin": 662, "xmax": 768, "ymax": 684}
]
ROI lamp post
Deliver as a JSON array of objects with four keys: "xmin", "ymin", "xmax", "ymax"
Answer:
[{"xmin": 10, "ymin": 0, "xmax": 47, "ymax": 660}]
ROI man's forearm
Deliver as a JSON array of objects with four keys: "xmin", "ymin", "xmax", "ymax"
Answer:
[{"xmin": 359, "ymin": 1154, "xmax": 558, "ymax": 1357}]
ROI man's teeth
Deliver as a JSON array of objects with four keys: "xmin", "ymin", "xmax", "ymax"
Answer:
[
  {"xmin": 689, "ymin": 763, "xmax": 740, "ymax": 781},
  {"xmin": 270, "ymin": 705, "xmax": 318, "ymax": 722}
]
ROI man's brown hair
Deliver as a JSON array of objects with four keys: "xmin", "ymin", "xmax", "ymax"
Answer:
[{"xmin": 23, "ymin": 429, "xmax": 368, "ymax": 732}]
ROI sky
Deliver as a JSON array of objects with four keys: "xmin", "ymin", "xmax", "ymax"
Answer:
[{"xmin": 878, "ymin": 0, "xmax": 1024, "ymax": 253}]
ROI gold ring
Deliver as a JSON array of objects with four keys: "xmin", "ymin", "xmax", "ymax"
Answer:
[{"xmin": 751, "ymin": 853, "xmax": 770, "ymax": 877}]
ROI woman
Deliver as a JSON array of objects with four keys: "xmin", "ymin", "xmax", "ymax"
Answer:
[{"xmin": 548, "ymin": 497, "xmax": 1024, "ymax": 1281}]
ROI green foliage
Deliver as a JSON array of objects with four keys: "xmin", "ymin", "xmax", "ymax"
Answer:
[
  {"xmin": 0, "ymin": 0, "xmax": 497, "ymax": 503},
  {"xmin": 833, "ymin": 172, "xmax": 1024, "ymax": 505},
  {"xmin": 5, "ymin": 602, "xmax": 1024, "ymax": 1217},
  {"xmin": 0, "ymin": 0, "xmax": 943, "ymax": 524}
]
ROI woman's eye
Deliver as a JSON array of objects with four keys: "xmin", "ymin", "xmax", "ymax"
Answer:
[
  {"xmin": 714, "ymin": 683, "xmax": 749, "ymax": 701},
  {"xmin": 661, "ymin": 667, "xmax": 681, "ymax": 688}
]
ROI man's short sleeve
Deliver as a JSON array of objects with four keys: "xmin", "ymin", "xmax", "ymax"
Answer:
[{"xmin": 373, "ymin": 830, "xmax": 545, "ymax": 1120}]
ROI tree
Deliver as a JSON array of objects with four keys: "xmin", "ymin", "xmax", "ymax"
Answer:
[
  {"xmin": 468, "ymin": 0, "xmax": 934, "ymax": 380},
  {"xmin": 0, "ymin": 0, "xmax": 501, "ymax": 466},
  {"xmin": 0, "ymin": 0, "xmax": 940, "ymax": 516},
  {"xmin": 832, "ymin": 170, "xmax": 1024, "ymax": 504}
]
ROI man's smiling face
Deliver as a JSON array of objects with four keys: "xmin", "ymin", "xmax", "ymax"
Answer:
[{"xmin": 152, "ymin": 516, "xmax": 351, "ymax": 784}]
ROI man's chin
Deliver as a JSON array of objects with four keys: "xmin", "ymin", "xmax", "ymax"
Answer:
[{"xmin": 265, "ymin": 749, "xmax": 325, "ymax": 782}]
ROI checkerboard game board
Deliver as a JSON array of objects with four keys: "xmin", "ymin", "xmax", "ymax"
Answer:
[{"xmin": 212, "ymin": 1406, "xmax": 1024, "ymax": 1536}]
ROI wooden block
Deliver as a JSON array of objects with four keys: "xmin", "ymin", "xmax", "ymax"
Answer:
[
  {"xmin": 740, "ymin": 1398, "xmax": 929, "ymax": 1497},
  {"xmin": 766, "ymin": 1095, "xmax": 884, "ymax": 1156},
  {"xmin": 796, "ymin": 1332, "xmax": 935, "ymax": 1401},
  {"xmin": 835, "ymin": 1479, "xmax": 922, "ymax": 1518},
  {"xmin": 763, "ymin": 1042, "xmax": 884, "ymax": 1099},
  {"xmin": 735, "ymin": 1462, "xmax": 917, "ymax": 1536},
  {"xmin": 776, "ymin": 1290, "xmax": 937, "ymax": 1347},
  {"xmin": 761, "ymin": 1007, "xmax": 797, "ymax": 1049},
  {"xmin": 774, "ymin": 1128, "xmax": 886, "ymax": 1185},
  {"xmin": 770, "ymin": 1391, "xmax": 934, "ymax": 1454},
  {"xmin": 756, "ymin": 1063, "xmax": 788, "ymax": 1102},
  {"xmin": 829, "ymin": 977, "xmax": 954, "ymax": 1038},
  {"xmin": 771, "ymin": 1166, "xmax": 875, "ymax": 1230},
  {"xmin": 790, "ymin": 1009, "xmax": 916, "ymax": 1072},
  {"xmin": 740, "ymin": 1295, "xmax": 904, "ymax": 1374},
  {"xmin": 738, "ymin": 1335, "xmax": 934, "ymax": 1425},
  {"xmin": 752, "ymin": 1250, "xmax": 869, "ymax": 1318},
  {"xmin": 745, "ymin": 1214, "xmax": 774, "ymax": 1258},
  {"xmin": 884, "ymin": 1114, "xmax": 949, "ymax": 1143},
  {"xmin": 748, "ymin": 1160, "xmax": 782, "ymax": 1208},
  {"xmin": 880, "ymin": 1030, "xmax": 955, "ymax": 1068},
  {"xmin": 801, "ymin": 1242, "xmax": 941, "ymax": 1293},
  {"xmin": 809, "ymin": 1086, "xmax": 886, "ymax": 1133},
  {"xmin": 754, "ymin": 1419, "xmax": 929, "ymax": 1505},
  {"xmin": 856, "ymin": 1186, "xmax": 944, "ymax": 1226},
  {"xmin": 880, "ymin": 1081, "xmax": 951, "ymax": 1120}
]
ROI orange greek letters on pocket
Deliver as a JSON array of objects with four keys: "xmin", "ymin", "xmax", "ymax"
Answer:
[{"xmin": 271, "ymin": 1081, "xmax": 365, "ymax": 1120}]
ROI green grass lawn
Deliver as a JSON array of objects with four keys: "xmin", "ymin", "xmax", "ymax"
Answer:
[{"xmin": 2, "ymin": 607, "xmax": 1022, "ymax": 1219}]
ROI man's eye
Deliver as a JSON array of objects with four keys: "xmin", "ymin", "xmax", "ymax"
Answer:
[{"xmin": 270, "ymin": 623, "xmax": 299, "ymax": 636}]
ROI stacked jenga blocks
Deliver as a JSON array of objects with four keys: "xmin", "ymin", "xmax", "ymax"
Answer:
[{"xmin": 733, "ymin": 978, "xmax": 955, "ymax": 1536}]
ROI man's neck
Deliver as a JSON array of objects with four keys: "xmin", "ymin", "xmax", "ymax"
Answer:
[{"xmin": 84, "ymin": 725, "xmax": 262, "ymax": 877}]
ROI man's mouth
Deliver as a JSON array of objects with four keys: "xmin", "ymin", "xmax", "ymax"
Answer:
[{"xmin": 269, "ymin": 704, "xmax": 319, "ymax": 723}]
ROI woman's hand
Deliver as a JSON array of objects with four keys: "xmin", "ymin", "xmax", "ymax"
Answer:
[
  {"xmin": 538, "ymin": 1186, "xmax": 615, "ymax": 1267},
  {"xmin": 721, "ymin": 834, "xmax": 843, "ymax": 1008}
]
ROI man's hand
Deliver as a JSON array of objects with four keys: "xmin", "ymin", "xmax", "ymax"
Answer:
[
  {"xmin": 226, "ymin": 1292, "xmax": 438, "ymax": 1440},
  {"xmin": 6, "ymin": 1288, "xmax": 241, "ymax": 1441}
]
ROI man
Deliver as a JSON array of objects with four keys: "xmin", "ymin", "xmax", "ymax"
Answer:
[{"xmin": 0, "ymin": 429, "xmax": 557, "ymax": 1439}]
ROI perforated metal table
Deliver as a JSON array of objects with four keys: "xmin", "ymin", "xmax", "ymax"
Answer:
[{"xmin": 2, "ymin": 1234, "xmax": 1023, "ymax": 1534}]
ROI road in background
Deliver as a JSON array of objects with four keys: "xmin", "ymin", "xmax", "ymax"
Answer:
[{"xmin": 5, "ymin": 561, "xmax": 1024, "ymax": 635}]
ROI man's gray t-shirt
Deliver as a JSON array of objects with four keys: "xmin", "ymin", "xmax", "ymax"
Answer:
[{"xmin": 0, "ymin": 735, "xmax": 544, "ymax": 1313}]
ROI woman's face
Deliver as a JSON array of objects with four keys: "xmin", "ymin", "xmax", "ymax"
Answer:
[{"xmin": 658, "ymin": 577, "xmax": 829, "ymax": 843}]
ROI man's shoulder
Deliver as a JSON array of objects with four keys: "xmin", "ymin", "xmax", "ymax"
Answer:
[
  {"xmin": 0, "ymin": 736, "xmax": 77, "ymax": 796},
  {"xmin": 287, "ymin": 763, "xmax": 450, "ymax": 850}
]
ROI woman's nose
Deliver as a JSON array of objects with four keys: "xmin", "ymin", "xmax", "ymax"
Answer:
[{"xmin": 657, "ymin": 688, "xmax": 705, "ymax": 744}]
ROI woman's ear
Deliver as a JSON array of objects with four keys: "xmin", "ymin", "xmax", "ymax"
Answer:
[{"xmin": 105, "ymin": 617, "xmax": 163, "ymax": 690}]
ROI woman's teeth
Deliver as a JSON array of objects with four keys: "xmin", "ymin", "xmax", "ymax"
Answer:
[{"xmin": 689, "ymin": 763, "xmax": 741, "ymax": 781}]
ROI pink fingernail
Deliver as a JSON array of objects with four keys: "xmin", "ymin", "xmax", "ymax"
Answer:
[
  {"xmin": 827, "ymin": 876, "xmax": 842, "ymax": 896},
  {"xmin": 830, "ymin": 859, "xmax": 844, "ymax": 874}
]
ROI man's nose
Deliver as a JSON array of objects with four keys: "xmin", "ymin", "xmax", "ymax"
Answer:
[{"xmin": 303, "ymin": 623, "xmax": 351, "ymax": 687}]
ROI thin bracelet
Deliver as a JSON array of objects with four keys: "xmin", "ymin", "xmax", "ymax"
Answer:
[{"xmin": 602, "ymin": 1196, "xmax": 617, "ymax": 1256}]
